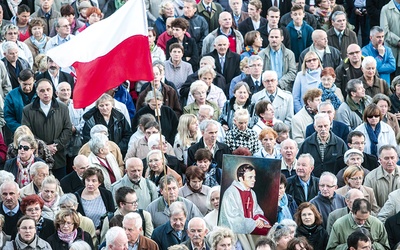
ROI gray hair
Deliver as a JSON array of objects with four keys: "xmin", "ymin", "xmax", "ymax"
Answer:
[
  {"xmin": 95, "ymin": 93, "xmax": 115, "ymax": 108},
  {"xmin": 90, "ymin": 124, "xmax": 109, "ymax": 137},
  {"xmin": 41, "ymin": 175, "xmax": 58, "ymax": 190},
  {"xmin": 209, "ymin": 227, "xmax": 236, "ymax": 249},
  {"xmin": 233, "ymin": 109, "xmax": 249, "ymax": 120},
  {"xmin": 346, "ymin": 79, "xmax": 363, "ymax": 95},
  {"xmin": 89, "ymin": 133, "xmax": 109, "ymax": 155},
  {"xmin": 320, "ymin": 171, "xmax": 338, "ymax": 185},
  {"xmin": 0, "ymin": 171, "xmax": 14, "ymax": 186},
  {"xmin": 190, "ymin": 80, "xmax": 208, "ymax": 95},
  {"xmin": 267, "ymin": 224, "xmax": 292, "ymax": 243},
  {"xmin": 1, "ymin": 24, "xmax": 18, "ymax": 39},
  {"xmin": 233, "ymin": 81, "xmax": 251, "ymax": 95},
  {"xmin": 361, "ymin": 56, "xmax": 377, "ymax": 69},
  {"xmin": 280, "ymin": 219, "xmax": 297, "ymax": 230},
  {"xmin": 0, "ymin": 181, "xmax": 19, "ymax": 194},
  {"xmin": 370, "ymin": 26, "xmax": 384, "ymax": 36},
  {"xmin": 248, "ymin": 55, "xmax": 263, "ymax": 67},
  {"xmin": 106, "ymin": 227, "xmax": 126, "ymax": 248},
  {"xmin": 59, "ymin": 193, "xmax": 79, "ymax": 206},
  {"xmin": 298, "ymin": 153, "xmax": 315, "ymax": 166},
  {"xmin": 123, "ymin": 212, "xmax": 142, "ymax": 229},
  {"xmin": 55, "ymin": 82, "xmax": 70, "ymax": 92},
  {"xmin": 313, "ymin": 113, "xmax": 330, "ymax": 126},
  {"xmin": 148, "ymin": 134, "xmax": 166, "ymax": 149},
  {"xmin": 198, "ymin": 105, "xmax": 214, "ymax": 117},
  {"xmin": 2, "ymin": 41, "xmax": 18, "ymax": 53},
  {"xmin": 372, "ymin": 93, "xmax": 391, "ymax": 108},
  {"xmin": 317, "ymin": 102, "xmax": 334, "ymax": 112},
  {"xmin": 214, "ymin": 35, "xmax": 229, "ymax": 46},
  {"xmin": 262, "ymin": 70, "xmax": 278, "ymax": 81},
  {"xmin": 30, "ymin": 162, "xmax": 49, "ymax": 177},
  {"xmin": 200, "ymin": 56, "xmax": 215, "ymax": 67},
  {"xmin": 170, "ymin": 201, "xmax": 187, "ymax": 217},
  {"xmin": 206, "ymin": 185, "xmax": 220, "ymax": 210},
  {"xmin": 69, "ymin": 241, "xmax": 91, "ymax": 250},
  {"xmin": 146, "ymin": 149, "xmax": 168, "ymax": 166},
  {"xmin": 199, "ymin": 119, "xmax": 219, "ymax": 132},
  {"xmin": 55, "ymin": 17, "xmax": 68, "ymax": 27},
  {"xmin": 145, "ymin": 89, "xmax": 163, "ymax": 103},
  {"xmin": 198, "ymin": 64, "xmax": 216, "ymax": 79},
  {"xmin": 331, "ymin": 10, "xmax": 346, "ymax": 22},
  {"xmin": 280, "ymin": 138, "xmax": 298, "ymax": 150}
]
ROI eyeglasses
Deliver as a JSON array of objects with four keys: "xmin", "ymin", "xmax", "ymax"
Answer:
[
  {"xmin": 124, "ymin": 200, "xmax": 139, "ymax": 205},
  {"xmin": 61, "ymin": 221, "xmax": 74, "ymax": 226},
  {"xmin": 18, "ymin": 145, "xmax": 32, "ymax": 151},
  {"xmin": 367, "ymin": 115, "xmax": 380, "ymax": 118},
  {"xmin": 26, "ymin": 207, "xmax": 41, "ymax": 213},
  {"xmin": 305, "ymin": 58, "xmax": 318, "ymax": 63},
  {"xmin": 319, "ymin": 184, "xmax": 335, "ymax": 188},
  {"xmin": 263, "ymin": 79, "xmax": 276, "ymax": 83},
  {"xmin": 349, "ymin": 176, "xmax": 363, "ymax": 181},
  {"xmin": 6, "ymin": 32, "xmax": 18, "ymax": 35},
  {"xmin": 348, "ymin": 51, "xmax": 361, "ymax": 55},
  {"xmin": 297, "ymin": 30, "xmax": 302, "ymax": 39}
]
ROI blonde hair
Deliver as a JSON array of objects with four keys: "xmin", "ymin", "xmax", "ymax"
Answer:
[
  {"xmin": 13, "ymin": 125, "xmax": 34, "ymax": 148},
  {"xmin": 301, "ymin": 51, "xmax": 322, "ymax": 75},
  {"xmin": 177, "ymin": 114, "xmax": 201, "ymax": 147}
]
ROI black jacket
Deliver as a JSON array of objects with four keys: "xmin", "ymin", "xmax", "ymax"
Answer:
[
  {"xmin": 187, "ymin": 137, "xmax": 231, "ymax": 168},
  {"xmin": 238, "ymin": 17, "xmax": 267, "ymax": 37},
  {"xmin": 385, "ymin": 211, "xmax": 400, "ymax": 250},
  {"xmin": 334, "ymin": 152, "xmax": 378, "ymax": 175},
  {"xmin": 296, "ymin": 224, "xmax": 329, "ymax": 250},
  {"xmin": 286, "ymin": 175, "xmax": 320, "ymax": 206},
  {"xmin": 204, "ymin": 49, "xmax": 241, "ymax": 86},
  {"xmin": 305, "ymin": 120, "xmax": 350, "ymax": 144},
  {"xmin": 182, "ymin": 13, "xmax": 209, "ymax": 52},
  {"xmin": 4, "ymin": 157, "xmax": 44, "ymax": 181},
  {"xmin": 166, "ymin": 35, "xmax": 200, "ymax": 71},
  {"xmin": 35, "ymin": 71, "xmax": 75, "ymax": 98},
  {"xmin": 60, "ymin": 171, "xmax": 84, "ymax": 194},
  {"xmin": 180, "ymin": 71, "xmax": 227, "ymax": 100},
  {"xmin": 47, "ymin": 227, "xmax": 94, "ymax": 250},
  {"xmin": 74, "ymin": 187, "xmax": 115, "ymax": 218}
]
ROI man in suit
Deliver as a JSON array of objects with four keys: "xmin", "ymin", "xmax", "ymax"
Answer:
[
  {"xmin": 238, "ymin": 0, "xmax": 267, "ymax": 37},
  {"xmin": 260, "ymin": 0, "xmax": 291, "ymax": 21},
  {"xmin": 204, "ymin": 35, "xmax": 241, "ymax": 87},
  {"xmin": 35, "ymin": 57, "xmax": 74, "ymax": 96},
  {"xmin": 229, "ymin": 0, "xmax": 249, "ymax": 28},
  {"xmin": 197, "ymin": 0, "xmax": 223, "ymax": 33},
  {"xmin": 241, "ymin": 55, "xmax": 264, "ymax": 94},
  {"xmin": 60, "ymin": 155, "xmax": 88, "ymax": 194},
  {"xmin": 182, "ymin": 217, "xmax": 210, "ymax": 250},
  {"xmin": 258, "ymin": 6, "xmax": 291, "ymax": 49},
  {"xmin": 124, "ymin": 212, "xmax": 159, "ymax": 250},
  {"xmin": 0, "ymin": 181, "xmax": 23, "ymax": 239}
]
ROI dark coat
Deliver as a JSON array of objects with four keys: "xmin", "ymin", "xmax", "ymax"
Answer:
[
  {"xmin": 4, "ymin": 157, "xmax": 44, "ymax": 180},
  {"xmin": 47, "ymin": 227, "xmax": 94, "ymax": 250},
  {"xmin": 204, "ymin": 49, "xmax": 241, "ymax": 86},
  {"xmin": 260, "ymin": 0, "xmax": 292, "ymax": 20},
  {"xmin": 0, "ymin": 202, "xmax": 23, "ymax": 239},
  {"xmin": 334, "ymin": 57, "xmax": 364, "ymax": 99},
  {"xmin": 82, "ymin": 107, "xmax": 132, "ymax": 155},
  {"xmin": 298, "ymin": 45, "xmax": 342, "ymax": 72},
  {"xmin": 183, "ymin": 13, "xmax": 209, "ymax": 52},
  {"xmin": 334, "ymin": 152, "xmax": 378, "ymax": 175},
  {"xmin": 1, "ymin": 0, "xmax": 35, "ymax": 20},
  {"xmin": 196, "ymin": 2, "xmax": 223, "ymax": 32},
  {"xmin": 366, "ymin": 0, "xmax": 390, "ymax": 27},
  {"xmin": 327, "ymin": 27, "xmax": 358, "ymax": 59},
  {"xmin": 298, "ymin": 131, "xmax": 348, "ymax": 177},
  {"xmin": 280, "ymin": 12, "xmax": 318, "ymax": 30},
  {"xmin": 60, "ymin": 171, "xmax": 84, "ymax": 194},
  {"xmin": 138, "ymin": 235, "xmax": 160, "ymax": 250},
  {"xmin": 219, "ymin": 97, "xmax": 255, "ymax": 129},
  {"xmin": 242, "ymin": 75, "xmax": 264, "ymax": 95},
  {"xmin": 166, "ymin": 35, "xmax": 200, "ymax": 71},
  {"xmin": 151, "ymin": 221, "xmax": 189, "ymax": 250},
  {"xmin": 180, "ymin": 71, "xmax": 227, "ymax": 99},
  {"xmin": 38, "ymin": 217, "xmax": 56, "ymax": 241},
  {"xmin": 296, "ymin": 224, "xmax": 329, "ymax": 250},
  {"xmin": 258, "ymin": 23, "xmax": 291, "ymax": 49},
  {"xmin": 74, "ymin": 187, "xmax": 115, "ymax": 217},
  {"xmin": 187, "ymin": 137, "xmax": 232, "ymax": 169},
  {"xmin": 286, "ymin": 175, "xmax": 320, "ymax": 206},
  {"xmin": 35, "ymin": 71, "xmax": 74, "ymax": 97},
  {"xmin": 238, "ymin": 17, "xmax": 267, "ymax": 37},
  {"xmin": 182, "ymin": 238, "xmax": 211, "ymax": 250},
  {"xmin": 385, "ymin": 211, "xmax": 400, "ymax": 250},
  {"xmin": 305, "ymin": 120, "xmax": 350, "ymax": 144},
  {"xmin": 2, "ymin": 57, "xmax": 30, "ymax": 89},
  {"xmin": 21, "ymin": 98, "xmax": 72, "ymax": 169}
]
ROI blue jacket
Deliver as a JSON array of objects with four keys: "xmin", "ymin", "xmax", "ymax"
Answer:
[
  {"xmin": 362, "ymin": 42, "xmax": 396, "ymax": 85},
  {"xmin": 4, "ymin": 87, "xmax": 36, "ymax": 132},
  {"xmin": 114, "ymin": 85, "xmax": 135, "ymax": 119},
  {"xmin": 287, "ymin": 21, "xmax": 313, "ymax": 62}
]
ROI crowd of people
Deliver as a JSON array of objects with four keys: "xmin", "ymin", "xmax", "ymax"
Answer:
[{"xmin": 0, "ymin": 0, "xmax": 398, "ymax": 249}]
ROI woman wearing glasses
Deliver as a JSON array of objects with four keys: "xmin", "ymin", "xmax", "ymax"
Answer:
[
  {"xmin": 336, "ymin": 165, "xmax": 379, "ymax": 213},
  {"xmin": 4, "ymin": 135, "xmax": 43, "ymax": 188},
  {"xmin": 354, "ymin": 103, "xmax": 396, "ymax": 157},
  {"xmin": 293, "ymin": 51, "xmax": 323, "ymax": 113}
]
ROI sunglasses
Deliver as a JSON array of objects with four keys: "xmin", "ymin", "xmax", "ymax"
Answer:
[
  {"xmin": 18, "ymin": 145, "xmax": 31, "ymax": 151},
  {"xmin": 367, "ymin": 115, "xmax": 380, "ymax": 118},
  {"xmin": 306, "ymin": 58, "xmax": 318, "ymax": 63}
]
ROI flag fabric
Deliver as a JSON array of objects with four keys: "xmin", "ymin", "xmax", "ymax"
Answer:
[{"xmin": 47, "ymin": 0, "xmax": 153, "ymax": 108}]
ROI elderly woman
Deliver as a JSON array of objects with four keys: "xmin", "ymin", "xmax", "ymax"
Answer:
[
  {"xmin": 149, "ymin": 28, "xmax": 166, "ymax": 62},
  {"xmin": 179, "ymin": 166, "xmax": 211, "ymax": 215},
  {"xmin": 318, "ymin": 67, "xmax": 344, "ymax": 110},
  {"xmin": 294, "ymin": 202, "xmax": 329, "ymax": 250},
  {"xmin": 336, "ymin": 165, "xmax": 379, "ymax": 213},
  {"xmin": 75, "ymin": 167, "xmax": 115, "ymax": 231},
  {"xmin": 4, "ymin": 135, "xmax": 42, "ymax": 188},
  {"xmin": 145, "ymin": 149, "xmax": 182, "ymax": 187},
  {"xmin": 194, "ymin": 148, "xmax": 221, "ymax": 187},
  {"xmin": 225, "ymin": 109, "xmax": 260, "ymax": 154},
  {"xmin": 20, "ymin": 194, "xmax": 55, "ymax": 240},
  {"xmin": 266, "ymin": 224, "xmax": 293, "ymax": 250},
  {"xmin": 273, "ymin": 122, "xmax": 290, "ymax": 151},
  {"xmin": 24, "ymin": 18, "xmax": 49, "ymax": 72},
  {"xmin": 174, "ymin": 114, "xmax": 201, "ymax": 166},
  {"xmin": 82, "ymin": 93, "xmax": 132, "ymax": 155},
  {"xmin": 136, "ymin": 63, "xmax": 182, "ymax": 117},
  {"xmin": 87, "ymin": 133, "xmax": 122, "ymax": 189},
  {"xmin": 253, "ymin": 100, "xmax": 282, "ymax": 135},
  {"xmin": 2, "ymin": 24, "xmax": 33, "ymax": 68},
  {"xmin": 335, "ymin": 148, "xmax": 370, "ymax": 187},
  {"xmin": 372, "ymin": 93, "xmax": 400, "ymax": 135},
  {"xmin": 4, "ymin": 216, "xmax": 51, "ymax": 250},
  {"xmin": 293, "ymin": 51, "xmax": 323, "ymax": 113},
  {"xmin": 220, "ymin": 82, "xmax": 255, "ymax": 131},
  {"xmin": 241, "ymin": 30, "xmax": 263, "ymax": 59},
  {"xmin": 39, "ymin": 175, "xmax": 60, "ymax": 220},
  {"xmin": 183, "ymin": 80, "xmax": 221, "ymax": 120},
  {"xmin": 254, "ymin": 127, "xmax": 281, "ymax": 159},
  {"xmin": 77, "ymin": 7, "xmax": 101, "ymax": 33},
  {"xmin": 209, "ymin": 226, "xmax": 237, "ymax": 250},
  {"xmin": 166, "ymin": 18, "xmax": 199, "ymax": 71},
  {"xmin": 164, "ymin": 43, "xmax": 193, "ymax": 92},
  {"xmin": 204, "ymin": 186, "xmax": 220, "ymax": 230},
  {"xmin": 154, "ymin": 0, "xmax": 174, "ymax": 36},
  {"xmin": 46, "ymin": 209, "xmax": 94, "ymax": 250},
  {"xmin": 354, "ymin": 103, "xmax": 396, "ymax": 157},
  {"xmin": 187, "ymin": 66, "xmax": 227, "ymax": 110},
  {"xmin": 132, "ymin": 90, "xmax": 178, "ymax": 145},
  {"xmin": 358, "ymin": 56, "xmax": 391, "ymax": 98}
]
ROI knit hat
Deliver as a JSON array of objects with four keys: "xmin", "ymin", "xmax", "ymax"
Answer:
[
  {"xmin": 344, "ymin": 148, "xmax": 364, "ymax": 164},
  {"xmin": 78, "ymin": 1, "xmax": 92, "ymax": 11}
]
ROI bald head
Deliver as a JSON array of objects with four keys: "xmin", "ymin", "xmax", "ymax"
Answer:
[
  {"xmin": 73, "ymin": 155, "xmax": 89, "ymax": 177},
  {"xmin": 345, "ymin": 189, "xmax": 364, "ymax": 210},
  {"xmin": 312, "ymin": 29, "xmax": 328, "ymax": 50},
  {"xmin": 126, "ymin": 157, "xmax": 144, "ymax": 182}
]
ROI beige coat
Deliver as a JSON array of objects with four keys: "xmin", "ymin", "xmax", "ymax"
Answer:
[{"xmin": 381, "ymin": 1, "xmax": 400, "ymax": 67}]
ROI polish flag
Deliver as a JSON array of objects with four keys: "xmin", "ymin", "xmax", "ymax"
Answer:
[{"xmin": 46, "ymin": 0, "xmax": 153, "ymax": 108}]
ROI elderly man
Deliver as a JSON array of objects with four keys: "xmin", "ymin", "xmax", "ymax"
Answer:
[
  {"xmin": 35, "ymin": 57, "xmax": 74, "ymax": 94},
  {"xmin": 240, "ymin": 55, "xmax": 264, "ymax": 94},
  {"xmin": 101, "ymin": 187, "xmax": 154, "ymax": 243},
  {"xmin": 30, "ymin": 0, "xmax": 60, "ymax": 36},
  {"xmin": 251, "ymin": 70, "xmax": 294, "ymax": 126},
  {"xmin": 310, "ymin": 172, "xmax": 346, "ymax": 228},
  {"xmin": 361, "ymin": 26, "xmax": 396, "ymax": 85},
  {"xmin": 0, "ymin": 181, "xmax": 23, "ymax": 239},
  {"xmin": 110, "ymin": 157, "xmax": 158, "ymax": 209},
  {"xmin": 1, "ymin": 41, "xmax": 30, "ymax": 89},
  {"xmin": 358, "ymin": 56, "xmax": 392, "ymax": 97},
  {"xmin": 327, "ymin": 11, "xmax": 358, "ymax": 59},
  {"xmin": 238, "ymin": 0, "xmax": 266, "ymax": 36},
  {"xmin": 258, "ymin": 7, "xmax": 291, "ymax": 49},
  {"xmin": 298, "ymin": 29, "xmax": 342, "ymax": 71},
  {"xmin": 364, "ymin": 145, "xmax": 400, "ymax": 208},
  {"xmin": 326, "ymin": 189, "xmax": 364, "ymax": 234},
  {"xmin": 327, "ymin": 199, "xmax": 389, "ymax": 250},
  {"xmin": 378, "ymin": 189, "xmax": 400, "ymax": 223},
  {"xmin": 229, "ymin": 0, "xmax": 249, "ymax": 28},
  {"xmin": 183, "ymin": 0, "xmax": 209, "ymax": 52},
  {"xmin": 204, "ymin": 35, "xmax": 241, "ymax": 86},
  {"xmin": 21, "ymin": 78, "xmax": 72, "ymax": 180},
  {"xmin": 20, "ymin": 162, "xmax": 47, "ymax": 198},
  {"xmin": 182, "ymin": 217, "xmax": 210, "ymax": 250},
  {"xmin": 151, "ymin": 201, "xmax": 189, "ymax": 250},
  {"xmin": 298, "ymin": 113, "xmax": 348, "ymax": 177},
  {"xmin": 59, "ymin": 155, "xmax": 88, "ymax": 193},
  {"xmin": 187, "ymin": 119, "xmax": 231, "ymax": 168},
  {"xmin": 280, "ymin": 138, "xmax": 298, "ymax": 178},
  {"xmin": 336, "ymin": 79, "xmax": 372, "ymax": 130},
  {"xmin": 146, "ymin": 175, "xmax": 203, "ymax": 228},
  {"xmin": 258, "ymin": 28, "xmax": 296, "ymax": 91},
  {"xmin": 1, "ymin": 24, "xmax": 33, "ymax": 68},
  {"xmin": 123, "ymin": 212, "xmax": 159, "ymax": 250},
  {"xmin": 335, "ymin": 44, "xmax": 364, "ymax": 98},
  {"xmin": 202, "ymin": 12, "xmax": 244, "ymax": 55},
  {"xmin": 305, "ymin": 102, "xmax": 350, "ymax": 143},
  {"xmin": 286, "ymin": 153, "xmax": 320, "ymax": 206},
  {"xmin": 156, "ymin": 17, "xmax": 175, "ymax": 52},
  {"xmin": 197, "ymin": 104, "xmax": 226, "ymax": 141},
  {"xmin": 4, "ymin": 68, "xmax": 32, "ymax": 134},
  {"xmin": 45, "ymin": 17, "xmax": 74, "ymax": 51},
  {"xmin": 104, "ymin": 226, "xmax": 129, "ymax": 250}
]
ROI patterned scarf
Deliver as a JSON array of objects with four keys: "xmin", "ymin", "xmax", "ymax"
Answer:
[
  {"xmin": 36, "ymin": 217, "xmax": 44, "ymax": 236},
  {"xmin": 318, "ymin": 82, "xmax": 342, "ymax": 109},
  {"xmin": 365, "ymin": 122, "xmax": 381, "ymax": 157},
  {"xmin": 39, "ymin": 192, "xmax": 57, "ymax": 208},
  {"xmin": 17, "ymin": 154, "xmax": 34, "ymax": 188},
  {"xmin": 57, "ymin": 229, "xmax": 77, "ymax": 244},
  {"xmin": 30, "ymin": 35, "xmax": 48, "ymax": 54}
]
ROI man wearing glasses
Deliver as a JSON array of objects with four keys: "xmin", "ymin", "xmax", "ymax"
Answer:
[{"xmin": 45, "ymin": 17, "xmax": 74, "ymax": 51}]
